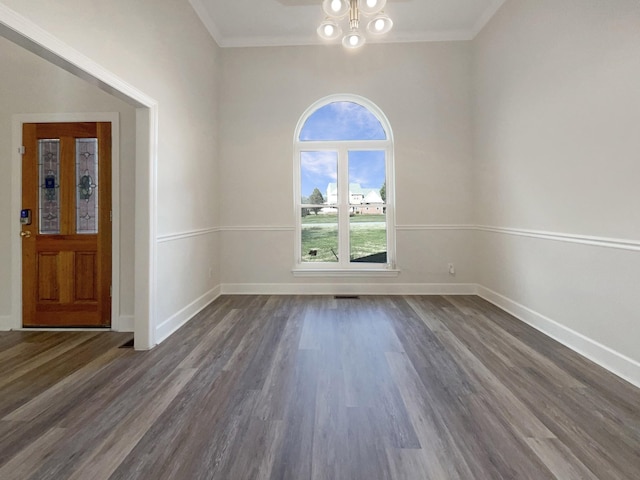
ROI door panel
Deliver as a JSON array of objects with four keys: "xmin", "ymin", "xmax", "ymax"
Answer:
[
  {"xmin": 22, "ymin": 122, "xmax": 112, "ymax": 327},
  {"xmin": 37, "ymin": 252, "xmax": 60, "ymax": 301},
  {"xmin": 75, "ymin": 253, "xmax": 98, "ymax": 301}
]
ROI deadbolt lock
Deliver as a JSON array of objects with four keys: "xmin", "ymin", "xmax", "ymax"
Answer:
[{"xmin": 20, "ymin": 231, "xmax": 32, "ymax": 238}]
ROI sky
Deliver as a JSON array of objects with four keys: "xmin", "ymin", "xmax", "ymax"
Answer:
[
  {"xmin": 300, "ymin": 102, "xmax": 386, "ymax": 200},
  {"xmin": 299, "ymin": 101, "xmax": 386, "ymax": 141}
]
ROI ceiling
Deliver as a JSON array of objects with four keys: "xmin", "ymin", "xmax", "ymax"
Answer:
[{"xmin": 189, "ymin": 0, "xmax": 506, "ymax": 48}]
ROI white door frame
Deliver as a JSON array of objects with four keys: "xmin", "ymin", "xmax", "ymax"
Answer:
[{"xmin": 1, "ymin": 3, "xmax": 157, "ymax": 349}]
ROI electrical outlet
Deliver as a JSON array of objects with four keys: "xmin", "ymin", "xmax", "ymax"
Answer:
[{"xmin": 448, "ymin": 263, "xmax": 455, "ymax": 275}]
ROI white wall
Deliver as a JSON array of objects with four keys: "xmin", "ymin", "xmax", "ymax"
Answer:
[
  {"xmin": 219, "ymin": 42, "xmax": 477, "ymax": 292},
  {"xmin": 0, "ymin": 36, "xmax": 136, "ymax": 326},
  {"xmin": 473, "ymin": 0, "xmax": 640, "ymax": 382},
  {"xmin": 0, "ymin": 0, "xmax": 222, "ymax": 344}
]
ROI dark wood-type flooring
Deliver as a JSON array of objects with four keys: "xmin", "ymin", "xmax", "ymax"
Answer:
[{"xmin": 0, "ymin": 295, "xmax": 638, "ymax": 479}]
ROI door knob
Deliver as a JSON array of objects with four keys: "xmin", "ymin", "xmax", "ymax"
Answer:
[{"xmin": 20, "ymin": 231, "xmax": 32, "ymax": 238}]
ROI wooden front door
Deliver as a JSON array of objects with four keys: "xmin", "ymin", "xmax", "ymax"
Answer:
[{"xmin": 21, "ymin": 122, "xmax": 112, "ymax": 327}]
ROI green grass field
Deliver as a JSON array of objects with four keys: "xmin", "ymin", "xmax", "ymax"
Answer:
[
  {"xmin": 301, "ymin": 214, "xmax": 385, "ymax": 224},
  {"xmin": 301, "ymin": 214, "xmax": 386, "ymax": 263}
]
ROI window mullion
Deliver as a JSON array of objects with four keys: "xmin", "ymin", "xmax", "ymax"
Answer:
[
  {"xmin": 385, "ymin": 145, "xmax": 395, "ymax": 268},
  {"xmin": 338, "ymin": 145, "xmax": 350, "ymax": 267}
]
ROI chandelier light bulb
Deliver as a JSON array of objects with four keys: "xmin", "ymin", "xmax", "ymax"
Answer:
[
  {"xmin": 342, "ymin": 30, "xmax": 366, "ymax": 48},
  {"xmin": 322, "ymin": 0, "xmax": 349, "ymax": 18},
  {"xmin": 318, "ymin": 18, "xmax": 342, "ymax": 40},
  {"xmin": 367, "ymin": 12, "xmax": 393, "ymax": 35},
  {"xmin": 359, "ymin": 0, "xmax": 386, "ymax": 15}
]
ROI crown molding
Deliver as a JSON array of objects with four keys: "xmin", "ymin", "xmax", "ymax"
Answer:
[
  {"xmin": 189, "ymin": 0, "xmax": 504, "ymax": 49},
  {"xmin": 218, "ymin": 30, "xmax": 474, "ymax": 49},
  {"xmin": 189, "ymin": 0, "xmax": 224, "ymax": 47},
  {"xmin": 470, "ymin": 0, "xmax": 507, "ymax": 38}
]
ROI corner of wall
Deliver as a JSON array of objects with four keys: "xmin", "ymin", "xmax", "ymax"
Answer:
[{"xmin": 155, "ymin": 285, "xmax": 222, "ymax": 344}]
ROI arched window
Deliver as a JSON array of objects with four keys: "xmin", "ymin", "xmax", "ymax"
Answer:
[{"xmin": 294, "ymin": 95, "xmax": 396, "ymax": 272}]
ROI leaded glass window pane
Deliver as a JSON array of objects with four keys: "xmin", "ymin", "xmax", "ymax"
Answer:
[
  {"xmin": 38, "ymin": 139, "xmax": 61, "ymax": 234},
  {"xmin": 76, "ymin": 138, "xmax": 99, "ymax": 234}
]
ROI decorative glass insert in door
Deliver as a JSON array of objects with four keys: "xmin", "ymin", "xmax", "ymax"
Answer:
[
  {"xmin": 76, "ymin": 138, "xmax": 99, "ymax": 234},
  {"xmin": 38, "ymin": 139, "xmax": 61, "ymax": 234}
]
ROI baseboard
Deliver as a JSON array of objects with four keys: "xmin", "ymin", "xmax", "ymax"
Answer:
[
  {"xmin": 114, "ymin": 315, "xmax": 135, "ymax": 332},
  {"xmin": 0, "ymin": 316, "xmax": 12, "ymax": 331},
  {"xmin": 155, "ymin": 285, "xmax": 222, "ymax": 344},
  {"xmin": 476, "ymin": 285, "xmax": 640, "ymax": 389},
  {"xmin": 220, "ymin": 283, "xmax": 478, "ymax": 296}
]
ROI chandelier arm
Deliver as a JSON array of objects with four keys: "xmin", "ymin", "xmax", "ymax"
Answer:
[{"xmin": 349, "ymin": 0, "xmax": 359, "ymax": 30}]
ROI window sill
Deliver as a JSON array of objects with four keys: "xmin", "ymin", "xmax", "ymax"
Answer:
[{"xmin": 292, "ymin": 268, "xmax": 401, "ymax": 278}]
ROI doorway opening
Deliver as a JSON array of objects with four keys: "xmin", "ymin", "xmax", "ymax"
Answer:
[{"xmin": 2, "ymin": 6, "xmax": 157, "ymax": 348}]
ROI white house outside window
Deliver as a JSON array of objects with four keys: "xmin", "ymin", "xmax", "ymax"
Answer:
[{"xmin": 293, "ymin": 95, "xmax": 396, "ymax": 275}]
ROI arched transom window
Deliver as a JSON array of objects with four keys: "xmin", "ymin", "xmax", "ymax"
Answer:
[{"xmin": 294, "ymin": 95, "xmax": 396, "ymax": 273}]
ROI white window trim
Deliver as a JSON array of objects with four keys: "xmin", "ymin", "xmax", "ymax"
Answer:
[{"xmin": 293, "ymin": 94, "xmax": 397, "ymax": 275}]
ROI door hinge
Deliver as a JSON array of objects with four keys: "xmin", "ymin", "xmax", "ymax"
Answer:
[
  {"xmin": 110, "ymin": 210, "xmax": 112, "ymax": 222},
  {"xmin": 110, "ymin": 285, "xmax": 112, "ymax": 297},
  {"xmin": 18, "ymin": 146, "xmax": 25, "ymax": 155}
]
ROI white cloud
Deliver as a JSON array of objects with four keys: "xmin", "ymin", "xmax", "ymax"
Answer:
[
  {"xmin": 301, "ymin": 151, "xmax": 337, "ymax": 180},
  {"xmin": 331, "ymin": 102, "xmax": 381, "ymax": 137}
]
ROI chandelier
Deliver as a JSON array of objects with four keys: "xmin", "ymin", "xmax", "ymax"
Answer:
[{"xmin": 317, "ymin": 0, "xmax": 393, "ymax": 49}]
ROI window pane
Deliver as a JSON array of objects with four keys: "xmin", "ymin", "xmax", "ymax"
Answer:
[
  {"xmin": 76, "ymin": 138, "xmax": 99, "ymax": 234},
  {"xmin": 301, "ymin": 209, "xmax": 339, "ymax": 263},
  {"xmin": 38, "ymin": 139, "xmax": 61, "ymax": 235},
  {"xmin": 300, "ymin": 102, "xmax": 386, "ymax": 141},
  {"xmin": 350, "ymin": 213, "xmax": 387, "ymax": 264},
  {"xmin": 301, "ymin": 151, "xmax": 337, "ymax": 206},
  {"xmin": 348, "ymin": 150, "xmax": 387, "ymax": 263},
  {"xmin": 348, "ymin": 150, "xmax": 386, "ymax": 206}
]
